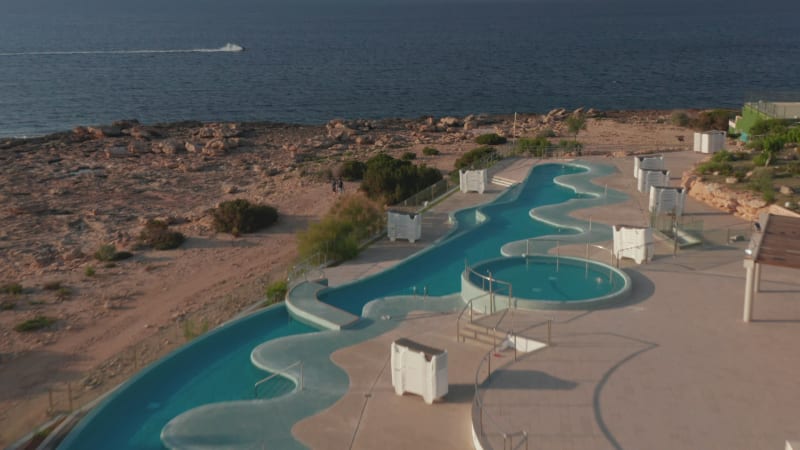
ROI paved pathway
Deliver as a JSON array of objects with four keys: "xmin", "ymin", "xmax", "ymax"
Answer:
[{"xmin": 296, "ymin": 154, "xmax": 800, "ymax": 450}]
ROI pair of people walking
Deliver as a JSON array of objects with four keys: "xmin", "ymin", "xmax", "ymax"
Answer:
[{"xmin": 331, "ymin": 177, "xmax": 344, "ymax": 194}]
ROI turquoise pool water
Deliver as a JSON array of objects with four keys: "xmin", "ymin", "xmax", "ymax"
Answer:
[
  {"xmin": 58, "ymin": 307, "xmax": 315, "ymax": 450},
  {"xmin": 59, "ymin": 163, "xmax": 601, "ymax": 450},
  {"xmin": 319, "ymin": 163, "xmax": 583, "ymax": 313},
  {"xmin": 467, "ymin": 256, "xmax": 627, "ymax": 301}
]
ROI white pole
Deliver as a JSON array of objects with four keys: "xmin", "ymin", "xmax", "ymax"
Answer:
[{"xmin": 743, "ymin": 260, "xmax": 756, "ymax": 322}]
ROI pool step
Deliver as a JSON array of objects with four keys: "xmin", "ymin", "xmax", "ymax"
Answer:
[
  {"xmin": 491, "ymin": 175, "xmax": 518, "ymax": 188},
  {"xmin": 458, "ymin": 321, "xmax": 504, "ymax": 347}
]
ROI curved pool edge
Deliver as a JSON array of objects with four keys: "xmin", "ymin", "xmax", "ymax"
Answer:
[
  {"xmin": 56, "ymin": 302, "xmax": 302, "ymax": 450},
  {"xmin": 462, "ymin": 255, "xmax": 632, "ymax": 311},
  {"xmin": 501, "ymin": 160, "xmax": 628, "ymax": 257},
  {"xmin": 160, "ymin": 294, "xmax": 465, "ymax": 450}
]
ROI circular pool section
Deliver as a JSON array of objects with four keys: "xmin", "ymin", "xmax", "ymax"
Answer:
[{"xmin": 462, "ymin": 255, "xmax": 631, "ymax": 310}]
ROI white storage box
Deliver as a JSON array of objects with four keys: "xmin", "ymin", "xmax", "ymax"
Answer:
[
  {"xmin": 387, "ymin": 211, "xmax": 422, "ymax": 243},
  {"xmin": 649, "ymin": 185, "xmax": 686, "ymax": 217},
  {"xmin": 637, "ymin": 169, "xmax": 670, "ymax": 193},
  {"xmin": 391, "ymin": 338, "xmax": 448, "ymax": 405},
  {"xmin": 459, "ymin": 169, "xmax": 487, "ymax": 194},
  {"xmin": 613, "ymin": 225, "xmax": 654, "ymax": 264},
  {"xmin": 693, "ymin": 131, "xmax": 725, "ymax": 154},
  {"xmin": 633, "ymin": 155, "xmax": 664, "ymax": 179}
]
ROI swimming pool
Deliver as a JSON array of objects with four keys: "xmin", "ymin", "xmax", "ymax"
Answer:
[
  {"xmin": 59, "ymin": 162, "xmax": 626, "ymax": 450},
  {"xmin": 463, "ymin": 255, "xmax": 631, "ymax": 310}
]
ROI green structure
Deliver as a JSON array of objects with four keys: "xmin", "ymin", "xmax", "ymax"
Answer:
[{"xmin": 730, "ymin": 100, "xmax": 800, "ymax": 140}]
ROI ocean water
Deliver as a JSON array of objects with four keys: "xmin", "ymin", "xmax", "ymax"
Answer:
[{"xmin": 1, "ymin": 0, "xmax": 798, "ymax": 138}]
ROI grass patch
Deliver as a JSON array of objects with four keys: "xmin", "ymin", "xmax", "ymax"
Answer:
[
  {"xmin": 56, "ymin": 286, "xmax": 72, "ymax": 301},
  {"xmin": 1, "ymin": 282, "xmax": 23, "ymax": 295},
  {"xmin": 1, "ymin": 300, "xmax": 15, "ymax": 311},
  {"xmin": 422, "ymin": 146, "xmax": 440, "ymax": 156},
  {"xmin": 264, "ymin": 280, "xmax": 288, "ymax": 306},
  {"xmin": 84, "ymin": 266, "xmax": 96, "ymax": 277},
  {"xmin": 182, "ymin": 318, "xmax": 210, "ymax": 341},
  {"xmin": 14, "ymin": 315, "xmax": 56, "ymax": 332}
]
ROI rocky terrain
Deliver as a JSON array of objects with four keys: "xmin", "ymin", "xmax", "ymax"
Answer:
[{"xmin": 0, "ymin": 109, "xmax": 693, "ymax": 445}]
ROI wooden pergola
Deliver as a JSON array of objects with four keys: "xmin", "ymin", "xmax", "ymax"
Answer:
[{"xmin": 743, "ymin": 213, "xmax": 800, "ymax": 322}]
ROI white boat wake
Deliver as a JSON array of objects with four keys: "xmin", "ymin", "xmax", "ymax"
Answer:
[{"xmin": 0, "ymin": 43, "xmax": 245, "ymax": 57}]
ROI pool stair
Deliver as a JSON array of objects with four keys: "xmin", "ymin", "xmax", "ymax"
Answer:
[
  {"xmin": 457, "ymin": 309, "xmax": 550, "ymax": 351},
  {"xmin": 285, "ymin": 280, "xmax": 359, "ymax": 330},
  {"xmin": 490, "ymin": 175, "xmax": 518, "ymax": 188}
]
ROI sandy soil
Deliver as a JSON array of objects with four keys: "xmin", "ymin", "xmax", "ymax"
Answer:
[{"xmin": 0, "ymin": 110, "xmax": 701, "ymax": 446}]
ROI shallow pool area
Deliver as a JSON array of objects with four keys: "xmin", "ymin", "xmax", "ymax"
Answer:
[
  {"xmin": 58, "ymin": 161, "xmax": 629, "ymax": 450},
  {"xmin": 464, "ymin": 255, "xmax": 631, "ymax": 310}
]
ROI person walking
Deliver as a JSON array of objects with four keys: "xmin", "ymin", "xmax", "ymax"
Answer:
[{"xmin": 337, "ymin": 177, "xmax": 344, "ymax": 194}]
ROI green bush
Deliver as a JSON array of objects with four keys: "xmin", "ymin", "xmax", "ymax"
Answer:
[
  {"xmin": 749, "ymin": 168, "xmax": 775, "ymax": 202},
  {"xmin": 710, "ymin": 150, "xmax": 736, "ymax": 163},
  {"xmin": 139, "ymin": 220, "xmax": 186, "ymax": 249},
  {"xmin": 1, "ymin": 283, "xmax": 23, "ymax": 295},
  {"xmin": 84, "ymin": 266, "xmax": 96, "ymax": 277},
  {"xmin": 536, "ymin": 128, "xmax": 557, "ymax": 138},
  {"xmin": 0, "ymin": 300, "xmax": 15, "ymax": 310},
  {"xmin": 696, "ymin": 161, "xmax": 734, "ymax": 175},
  {"xmin": 212, "ymin": 200, "xmax": 278, "ymax": 235},
  {"xmin": 360, "ymin": 154, "xmax": 443, "ymax": 205},
  {"xmin": 94, "ymin": 244, "xmax": 134, "ymax": 262},
  {"xmin": 691, "ymin": 109, "xmax": 735, "ymax": 131},
  {"xmin": 749, "ymin": 119, "xmax": 792, "ymax": 137},
  {"xmin": 475, "ymin": 133, "xmax": 507, "ymax": 145},
  {"xmin": 401, "ymin": 151, "xmax": 417, "ymax": 161},
  {"xmin": 264, "ymin": 280, "xmax": 288, "ymax": 305},
  {"xmin": 43, "ymin": 281, "xmax": 62, "ymax": 291},
  {"xmin": 670, "ymin": 111, "xmax": 690, "ymax": 127},
  {"xmin": 558, "ymin": 140, "xmax": 583, "ymax": 154},
  {"xmin": 515, "ymin": 137, "xmax": 551, "ymax": 157},
  {"xmin": 340, "ymin": 160, "xmax": 367, "ymax": 181},
  {"xmin": 297, "ymin": 194, "xmax": 384, "ymax": 262},
  {"xmin": 422, "ymin": 147, "xmax": 440, "ymax": 156},
  {"xmin": 14, "ymin": 315, "xmax": 56, "ymax": 332},
  {"xmin": 453, "ymin": 146, "xmax": 498, "ymax": 171}
]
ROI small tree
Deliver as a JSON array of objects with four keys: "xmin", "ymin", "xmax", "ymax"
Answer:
[{"xmin": 565, "ymin": 113, "xmax": 587, "ymax": 142}]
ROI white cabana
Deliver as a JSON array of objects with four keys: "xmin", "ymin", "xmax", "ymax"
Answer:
[
  {"xmin": 693, "ymin": 131, "xmax": 725, "ymax": 154},
  {"xmin": 613, "ymin": 225, "xmax": 654, "ymax": 264},
  {"xmin": 649, "ymin": 185, "xmax": 686, "ymax": 217},
  {"xmin": 633, "ymin": 155, "xmax": 664, "ymax": 179},
  {"xmin": 637, "ymin": 169, "xmax": 670, "ymax": 193},
  {"xmin": 387, "ymin": 211, "xmax": 422, "ymax": 243},
  {"xmin": 459, "ymin": 169, "xmax": 487, "ymax": 194},
  {"xmin": 391, "ymin": 338, "xmax": 448, "ymax": 405}
]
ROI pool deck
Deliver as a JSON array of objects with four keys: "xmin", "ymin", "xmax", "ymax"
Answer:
[{"xmin": 293, "ymin": 154, "xmax": 800, "ymax": 450}]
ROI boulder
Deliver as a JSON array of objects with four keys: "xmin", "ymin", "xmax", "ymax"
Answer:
[
  {"xmin": 127, "ymin": 140, "xmax": 150, "ymax": 155},
  {"xmin": 184, "ymin": 141, "xmax": 199, "ymax": 153},
  {"xmin": 780, "ymin": 185, "xmax": 794, "ymax": 195},
  {"xmin": 153, "ymin": 139, "xmax": 185, "ymax": 155},
  {"xmin": 439, "ymin": 117, "xmax": 460, "ymax": 127}
]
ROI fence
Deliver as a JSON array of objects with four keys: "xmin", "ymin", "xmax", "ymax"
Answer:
[{"xmin": 394, "ymin": 177, "xmax": 458, "ymax": 211}]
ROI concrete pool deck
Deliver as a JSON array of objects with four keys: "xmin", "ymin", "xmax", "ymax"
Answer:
[{"xmin": 294, "ymin": 154, "xmax": 800, "ymax": 450}]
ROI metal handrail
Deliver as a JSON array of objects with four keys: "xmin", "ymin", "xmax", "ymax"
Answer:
[
  {"xmin": 287, "ymin": 251, "xmax": 329, "ymax": 288},
  {"xmin": 473, "ymin": 342, "xmax": 529, "ymax": 450},
  {"xmin": 254, "ymin": 360, "xmax": 303, "ymax": 398}
]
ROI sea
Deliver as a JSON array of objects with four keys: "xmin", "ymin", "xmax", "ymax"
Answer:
[{"xmin": 1, "ymin": 0, "xmax": 799, "ymax": 138}]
